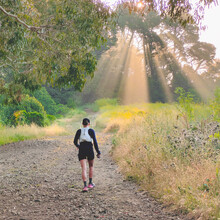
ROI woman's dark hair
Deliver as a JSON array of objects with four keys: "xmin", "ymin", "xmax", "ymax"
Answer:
[{"xmin": 82, "ymin": 118, "xmax": 90, "ymax": 126}]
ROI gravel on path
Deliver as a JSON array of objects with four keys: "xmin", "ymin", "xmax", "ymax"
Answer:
[{"xmin": 0, "ymin": 134, "xmax": 188, "ymax": 220}]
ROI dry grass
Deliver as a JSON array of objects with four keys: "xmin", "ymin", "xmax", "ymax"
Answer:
[
  {"xmin": 0, "ymin": 124, "xmax": 67, "ymax": 146},
  {"xmin": 97, "ymin": 103, "xmax": 220, "ymax": 219}
]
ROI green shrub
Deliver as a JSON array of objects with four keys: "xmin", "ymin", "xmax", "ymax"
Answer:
[
  {"xmin": 47, "ymin": 114, "xmax": 56, "ymax": 122},
  {"xmin": 55, "ymin": 114, "xmax": 63, "ymax": 119},
  {"xmin": 67, "ymin": 98, "xmax": 76, "ymax": 108},
  {"xmin": 33, "ymin": 87, "xmax": 58, "ymax": 115},
  {"xmin": 95, "ymin": 98, "xmax": 119, "ymax": 108},
  {"xmin": 83, "ymin": 98, "xmax": 119, "ymax": 112},
  {"xmin": 21, "ymin": 95, "xmax": 45, "ymax": 115},
  {"xmin": 26, "ymin": 112, "xmax": 45, "ymax": 127},
  {"xmin": 13, "ymin": 110, "xmax": 28, "ymax": 126},
  {"xmin": 0, "ymin": 95, "xmax": 47, "ymax": 126},
  {"xmin": 65, "ymin": 108, "xmax": 86, "ymax": 117},
  {"xmin": 210, "ymin": 88, "xmax": 220, "ymax": 121},
  {"xmin": 175, "ymin": 87, "xmax": 195, "ymax": 128},
  {"xmin": 56, "ymin": 104, "xmax": 70, "ymax": 115},
  {"xmin": 45, "ymin": 114, "xmax": 56, "ymax": 125},
  {"xmin": 1, "ymin": 104, "xmax": 19, "ymax": 126}
]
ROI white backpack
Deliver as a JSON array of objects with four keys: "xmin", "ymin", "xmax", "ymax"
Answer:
[{"xmin": 80, "ymin": 127, "xmax": 92, "ymax": 143}]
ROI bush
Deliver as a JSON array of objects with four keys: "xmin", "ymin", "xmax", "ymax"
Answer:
[
  {"xmin": 45, "ymin": 114, "xmax": 56, "ymax": 125},
  {"xmin": 67, "ymin": 98, "xmax": 76, "ymax": 108},
  {"xmin": 21, "ymin": 95, "xmax": 45, "ymax": 115},
  {"xmin": 13, "ymin": 110, "xmax": 28, "ymax": 126},
  {"xmin": 0, "ymin": 95, "xmax": 47, "ymax": 126},
  {"xmin": 84, "ymin": 98, "xmax": 119, "ymax": 112},
  {"xmin": 56, "ymin": 104, "xmax": 70, "ymax": 115},
  {"xmin": 95, "ymin": 98, "xmax": 118, "ymax": 108},
  {"xmin": 1, "ymin": 104, "xmax": 19, "ymax": 126},
  {"xmin": 65, "ymin": 108, "xmax": 86, "ymax": 118},
  {"xmin": 26, "ymin": 112, "xmax": 45, "ymax": 127},
  {"xmin": 11, "ymin": 110, "xmax": 46, "ymax": 127},
  {"xmin": 47, "ymin": 114, "xmax": 56, "ymax": 122},
  {"xmin": 33, "ymin": 87, "xmax": 58, "ymax": 115},
  {"xmin": 54, "ymin": 114, "xmax": 63, "ymax": 119},
  {"xmin": 210, "ymin": 88, "xmax": 220, "ymax": 122},
  {"xmin": 175, "ymin": 87, "xmax": 195, "ymax": 128}
]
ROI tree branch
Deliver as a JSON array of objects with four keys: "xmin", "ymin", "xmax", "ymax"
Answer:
[
  {"xmin": 0, "ymin": 5, "xmax": 43, "ymax": 31},
  {"xmin": 39, "ymin": 33, "xmax": 63, "ymax": 44}
]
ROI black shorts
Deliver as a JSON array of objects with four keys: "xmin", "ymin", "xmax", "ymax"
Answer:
[{"xmin": 78, "ymin": 142, "xmax": 94, "ymax": 161}]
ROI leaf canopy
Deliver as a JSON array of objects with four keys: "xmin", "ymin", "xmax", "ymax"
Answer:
[{"xmin": 0, "ymin": 0, "xmax": 114, "ymax": 103}]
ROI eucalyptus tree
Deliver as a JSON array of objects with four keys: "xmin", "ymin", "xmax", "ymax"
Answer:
[
  {"xmin": 0, "ymin": 0, "xmax": 113, "ymax": 103},
  {"xmin": 122, "ymin": 0, "xmax": 218, "ymax": 27},
  {"xmin": 116, "ymin": 6, "xmax": 217, "ymax": 102}
]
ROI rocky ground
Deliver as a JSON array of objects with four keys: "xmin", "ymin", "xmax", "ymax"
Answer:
[{"xmin": 0, "ymin": 133, "xmax": 189, "ymax": 220}]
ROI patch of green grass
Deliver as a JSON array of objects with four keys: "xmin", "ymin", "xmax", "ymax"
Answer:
[
  {"xmin": 65, "ymin": 108, "xmax": 86, "ymax": 118},
  {"xmin": 82, "ymin": 98, "xmax": 119, "ymax": 112}
]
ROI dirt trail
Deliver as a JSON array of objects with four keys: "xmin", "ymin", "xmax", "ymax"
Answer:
[{"xmin": 0, "ymin": 133, "xmax": 187, "ymax": 220}]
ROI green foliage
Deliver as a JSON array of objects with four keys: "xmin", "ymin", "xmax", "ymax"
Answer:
[
  {"xmin": 33, "ymin": 87, "xmax": 57, "ymax": 115},
  {"xmin": 47, "ymin": 114, "xmax": 56, "ymax": 123},
  {"xmin": 95, "ymin": 98, "xmax": 119, "ymax": 108},
  {"xmin": 175, "ymin": 87, "xmax": 195, "ymax": 128},
  {"xmin": 0, "ymin": 0, "xmax": 114, "ymax": 103},
  {"xmin": 210, "ymin": 88, "xmax": 220, "ymax": 121},
  {"xmin": 5, "ymin": 109, "xmax": 46, "ymax": 127},
  {"xmin": 67, "ymin": 98, "xmax": 77, "ymax": 108},
  {"xmin": 83, "ymin": 98, "xmax": 119, "ymax": 112},
  {"xmin": 45, "ymin": 86, "xmax": 84, "ymax": 109},
  {"xmin": 121, "ymin": 0, "xmax": 217, "ymax": 27},
  {"xmin": 65, "ymin": 109, "xmax": 86, "ymax": 118},
  {"xmin": 26, "ymin": 112, "xmax": 45, "ymax": 127},
  {"xmin": 98, "ymin": 102, "xmax": 219, "ymax": 218},
  {"xmin": 13, "ymin": 110, "xmax": 27, "ymax": 126},
  {"xmin": 56, "ymin": 104, "xmax": 70, "ymax": 115},
  {"xmin": 78, "ymin": 6, "xmax": 214, "ymax": 104},
  {"xmin": 20, "ymin": 96, "xmax": 45, "ymax": 115},
  {"xmin": 0, "ymin": 95, "xmax": 47, "ymax": 126},
  {"xmin": 0, "ymin": 89, "xmax": 66, "ymax": 126}
]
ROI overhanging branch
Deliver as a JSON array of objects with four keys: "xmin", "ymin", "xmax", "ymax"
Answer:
[{"xmin": 0, "ymin": 5, "xmax": 43, "ymax": 31}]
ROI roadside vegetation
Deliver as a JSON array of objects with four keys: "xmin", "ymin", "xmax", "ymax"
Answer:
[
  {"xmin": 0, "ymin": 82, "xmax": 219, "ymax": 219},
  {"xmin": 0, "ymin": 0, "xmax": 219, "ymax": 219},
  {"xmin": 0, "ymin": 124, "xmax": 66, "ymax": 146},
  {"xmin": 0, "ymin": 87, "xmax": 86, "ymax": 146},
  {"xmin": 95, "ymin": 91, "xmax": 220, "ymax": 219}
]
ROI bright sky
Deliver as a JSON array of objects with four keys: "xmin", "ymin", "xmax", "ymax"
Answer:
[
  {"xmin": 200, "ymin": 4, "xmax": 220, "ymax": 59},
  {"xmin": 101, "ymin": 0, "xmax": 220, "ymax": 59}
]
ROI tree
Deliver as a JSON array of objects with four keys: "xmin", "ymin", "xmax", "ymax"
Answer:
[
  {"xmin": 188, "ymin": 42, "xmax": 216, "ymax": 72},
  {"xmin": 0, "ymin": 0, "xmax": 114, "ymax": 103},
  {"xmin": 121, "ymin": 0, "xmax": 218, "ymax": 27},
  {"xmin": 84, "ymin": 6, "xmax": 216, "ymax": 103},
  {"xmin": 203, "ymin": 60, "xmax": 220, "ymax": 80}
]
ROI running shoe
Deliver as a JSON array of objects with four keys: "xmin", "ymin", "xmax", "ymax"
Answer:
[
  {"xmin": 82, "ymin": 186, "xmax": 88, "ymax": 192},
  {"xmin": 88, "ymin": 183, "xmax": 95, "ymax": 189}
]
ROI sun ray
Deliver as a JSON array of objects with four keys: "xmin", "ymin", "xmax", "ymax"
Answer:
[
  {"xmin": 158, "ymin": 33, "xmax": 213, "ymax": 101},
  {"xmin": 121, "ymin": 45, "xmax": 149, "ymax": 104},
  {"xmin": 153, "ymin": 55, "xmax": 174, "ymax": 102}
]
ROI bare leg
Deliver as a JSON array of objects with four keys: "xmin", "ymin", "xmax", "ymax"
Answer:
[
  {"xmin": 88, "ymin": 159, "xmax": 94, "ymax": 179},
  {"xmin": 80, "ymin": 159, "xmax": 87, "ymax": 182}
]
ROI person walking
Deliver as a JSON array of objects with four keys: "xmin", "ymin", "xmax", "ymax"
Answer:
[{"xmin": 74, "ymin": 118, "xmax": 101, "ymax": 192}]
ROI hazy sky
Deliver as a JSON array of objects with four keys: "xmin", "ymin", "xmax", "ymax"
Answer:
[
  {"xmin": 101, "ymin": 0, "xmax": 220, "ymax": 59},
  {"xmin": 200, "ymin": 4, "xmax": 220, "ymax": 59}
]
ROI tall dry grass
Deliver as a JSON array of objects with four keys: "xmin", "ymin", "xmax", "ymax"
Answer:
[
  {"xmin": 0, "ymin": 124, "xmax": 67, "ymax": 146},
  {"xmin": 97, "ymin": 103, "xmax": 220, "ymax": 219}
]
